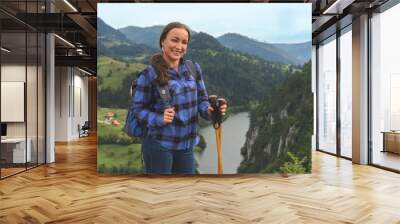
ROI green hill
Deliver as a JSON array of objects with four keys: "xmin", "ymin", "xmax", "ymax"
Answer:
[
  {"xmin": 238, "ymin": 62, "xmax": 312, "ymax": 173},
  {"xmin": 98, "ymin": 56, "xmax": 146, "ymax": 91},
  {"xmin": 97, "ymin": 56, "xmax": 148, "ymax": 108}
]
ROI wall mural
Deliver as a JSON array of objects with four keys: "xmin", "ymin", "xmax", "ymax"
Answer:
[{"xmin": 97, "ymin": 3, "xmax": 312, "ymax": 174}]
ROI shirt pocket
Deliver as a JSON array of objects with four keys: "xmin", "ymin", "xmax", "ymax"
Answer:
[
  {"xmin": 185, "ymin": 75, "xmax": 197, "ymax": 91},
  {"xmin": 171, "ymin": 82, "xmax": 192, "ymax": 124},
  {"xmin": 183, "ymin": 76, "xmax": 198, "ymax": 114}
]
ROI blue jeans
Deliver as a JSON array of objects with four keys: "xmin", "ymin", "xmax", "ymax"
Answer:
[{"xmin": 142, "ymin": 137, "xmax": 195, "ymax": 174}]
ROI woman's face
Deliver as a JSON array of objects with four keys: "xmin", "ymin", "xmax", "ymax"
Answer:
[{"xmin": 161, "ymin": 28, "xmax": 189, "ymax": 63}]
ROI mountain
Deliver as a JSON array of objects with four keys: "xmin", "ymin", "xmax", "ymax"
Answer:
[
  {"xmin": 119, "ymin": 25, "xmax": 199, "ymax": 50},
  {"xmin": 217, "ymin": 33, "xmax": 309, "ymax": 65},
  {"xmin": 97, "ymin": 18, "xmax": 157, "ymax": 60},
  {"xmin": 189, "ymin": 32, "xmax": 226, "ymax": 52},
  {"xmin": 97, "ymin": 18, "xmax": 131, "ymax": 46},
  {"xmin": 185, "ymin": 32, "xmax": 289, "ymax": 107},
  {"xmin": 272, "ymin": 42, "xmax": 311, "ymax": 66},
  {"xmin": 119, "ymin": 25, "xmax": 164, "ymax": 49},
  {"xmin": 238, "ymin": 62, "xmax": 312, "ymax": 173},
  {"xmin": 116, "ymin": 26, "xmax": 310, "ymax": 65}
]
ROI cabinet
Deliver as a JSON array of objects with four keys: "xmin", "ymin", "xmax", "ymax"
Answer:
[{"xmin": 382, "ymin": 132, "xmax": 400, "ymax": 154}]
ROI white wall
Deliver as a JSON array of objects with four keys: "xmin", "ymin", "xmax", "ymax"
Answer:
[
  {"xmin": 55, "ymin": 67, "xmax": 69, "ymax": 141},
  {"xmin": 54, "ymin": 67, "xmax": 89, "ymax": 141},
  {"xmin": 72, "ymin": 72, "xmax": 89, "ymax": 138},
  {"xmin": 1, "ymin": 65, "xmax": 26, "ymax": 81}
]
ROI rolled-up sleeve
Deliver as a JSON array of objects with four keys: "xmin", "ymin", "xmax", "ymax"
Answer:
[
  {"xmin": 132, "ymin": 69, "xmax": 164, "ymax": 128},
  {"xmin": 194, "ymin": 63, "xmax": 211, "ymax": 120}
]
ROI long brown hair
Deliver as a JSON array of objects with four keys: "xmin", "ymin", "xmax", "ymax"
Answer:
[{"xmin": 151, "ymin": 22, "xmax": 191, "ymax": 86}]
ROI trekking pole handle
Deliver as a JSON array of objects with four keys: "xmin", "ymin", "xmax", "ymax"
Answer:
[{"xmin": 209, "ymin": 95, "xmax": 225, "ymax": 129}]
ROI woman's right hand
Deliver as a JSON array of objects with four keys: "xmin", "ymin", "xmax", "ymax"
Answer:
[{"xmin": 163, "ymin": 107, "xmax": 175, "ymax": 125}]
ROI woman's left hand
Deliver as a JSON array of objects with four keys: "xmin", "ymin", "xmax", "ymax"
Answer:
[{"xmin": 207, "ymin": 104, "xmax": 228, "ymax": 117}]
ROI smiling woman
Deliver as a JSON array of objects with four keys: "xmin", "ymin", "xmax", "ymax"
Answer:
[{"xmin": 130, "ymin": 22, "xmax": 227, "ymax": 174}]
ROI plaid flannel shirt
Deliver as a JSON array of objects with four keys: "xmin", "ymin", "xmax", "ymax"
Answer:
[{"xmin": 132, "ymin": 61, "xmax": 210, "ymax": 150}]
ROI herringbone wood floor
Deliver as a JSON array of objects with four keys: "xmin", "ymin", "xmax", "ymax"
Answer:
[{"xmin": 1, "ymin": 135, "xmax": 400, "ymax": 224}]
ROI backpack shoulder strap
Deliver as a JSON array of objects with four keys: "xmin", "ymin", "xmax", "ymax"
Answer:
[
  {"xmin": 130, "ymin": 71, "xmax": 144, "ymax": 97},
  {"xmin": 130, "ymin": 67, "xmax": 153, "ymax": 97},
  {"xmin": 147, "ymin": 66, "xmax": 171, "ymax": 108},
  {"xmin": 185, "ymin": 60, "xmax": 200, "ymax": 81}
]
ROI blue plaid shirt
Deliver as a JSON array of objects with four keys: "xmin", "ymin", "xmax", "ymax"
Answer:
[{"xmin": 132, "ymin": 61, "xmax": 210, "ymax": 150}]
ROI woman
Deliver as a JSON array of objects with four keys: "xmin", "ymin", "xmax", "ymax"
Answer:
[{"xmin": 133, "ymin": 22, "xmax": 227, "ymax": 174}]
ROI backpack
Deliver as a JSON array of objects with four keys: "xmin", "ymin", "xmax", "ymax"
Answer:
[{"xmin": 123, "ymin": 60, "xmax": 200, "ymax": 138}]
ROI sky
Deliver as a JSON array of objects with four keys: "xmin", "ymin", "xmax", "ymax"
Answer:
[{"xmin": 98, "ymin": 3, "xmax": 311, "ymax": 44}]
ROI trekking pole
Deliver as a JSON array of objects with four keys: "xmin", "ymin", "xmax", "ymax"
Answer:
[{"xmin": 208, "ymin": 95, "xmax": 226, "ymax": 174}]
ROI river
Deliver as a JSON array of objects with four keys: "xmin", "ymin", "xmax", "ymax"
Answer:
[{"xmin": 195, "ymin": 112, "xmax": 250, "ymax": 174}]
